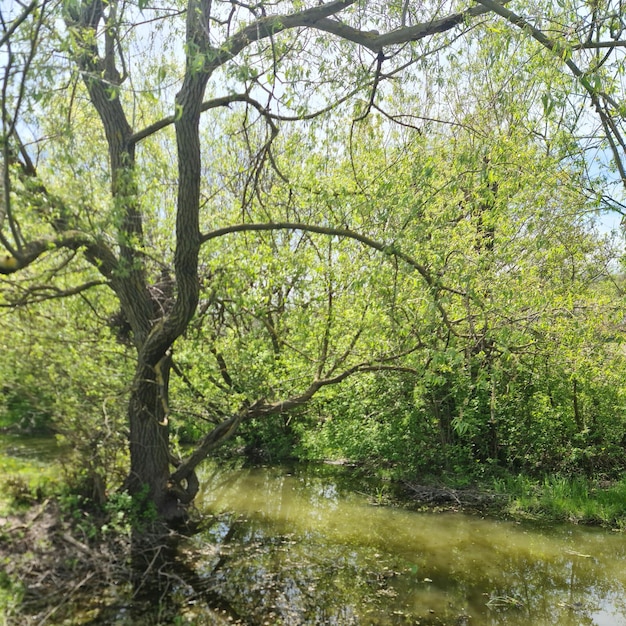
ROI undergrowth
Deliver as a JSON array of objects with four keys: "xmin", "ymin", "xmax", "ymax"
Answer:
[{"xmin": 493, "ymin": 474, "xmax": 626, "ymax": 528}]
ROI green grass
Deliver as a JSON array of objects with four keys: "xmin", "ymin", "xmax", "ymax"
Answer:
[
  {"xmin": 494, "ymin": 474, "xmax": 626, "ymax": 528},
  {"xmin": 0, "ymin": 436, "xmax": 63, "ymax": 514}
]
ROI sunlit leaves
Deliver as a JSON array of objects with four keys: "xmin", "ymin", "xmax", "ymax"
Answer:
[{"xmin": 3, "ymin": 0, "xmax": 626, "ymax": 480}]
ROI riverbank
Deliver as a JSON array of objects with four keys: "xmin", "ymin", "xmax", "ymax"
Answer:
[
  {"xmin": 2, "ymin": 432, "xmax": 626, "ymax": 528},
  {"xmin": 2, "ymin": 453, "xmax": 626, "ymax": 625},
  {"xmin": 248, "ymin": 457, "xmax": 626, "ymax": 529},
  {"xmin": 393, "ymin": 472, "xmax": 626, "ymax": 529},
  {"xmin": 494, "ymin": 473, "xmax": 626, "ymax": 528}
]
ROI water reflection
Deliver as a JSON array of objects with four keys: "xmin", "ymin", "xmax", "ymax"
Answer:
[{"xmin": 182, "ymin": 464, "xmax": 626, "ymax": 626}]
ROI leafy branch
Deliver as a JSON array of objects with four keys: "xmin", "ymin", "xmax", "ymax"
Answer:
[
  {"xmin": 169, "ymin": 355, "xmax": 420, "ymax": 502},
  {"xmin": 475, "ymin": 0, "xmax": 626, "ymax": 187},
  {"xmin": 201, "ymin": 220, "xmax": 464, "ymax": 332}
]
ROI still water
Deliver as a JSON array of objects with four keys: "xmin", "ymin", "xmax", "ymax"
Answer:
[
  {"xmin": 2, "ymin": 435, "xmax": 626, "ymax": 625},
  {"xmin": 183, "ymin": 464, "xmax": 626, "ymax": 626}
]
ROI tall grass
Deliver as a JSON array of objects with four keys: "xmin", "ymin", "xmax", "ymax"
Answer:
[{"xmin": 493, "ymin": 474, "xmax": 626, "ymax": 528}]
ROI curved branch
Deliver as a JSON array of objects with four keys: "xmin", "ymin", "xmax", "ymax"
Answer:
[
  {"xmin": 0, "ymin": 231, "xmax": 118, "ymax": 276},
  {"xmin": 171, "ymin": 359, "xmax": 421, "ymax": 483},
  {"xmin": 130, "ymin": 93, "xmax": 267, "ymax": 145},
  {"xmin": 201, "ymin": 221, "xmax": 461, "ymax": 331},
  {"xmin": 187, "ymin": 0, "xmax": 499, "ymax": 80},
  {"xmin": 312, "ymin": 2, "xmax": 503, "ymax": 52},
  {"xmin": 205, "ymin": 0, "xmax": 358, "ymax": 67},
  {"xmin": 201, "ymin": 221, "xmax": 433, "ymax": 284}
]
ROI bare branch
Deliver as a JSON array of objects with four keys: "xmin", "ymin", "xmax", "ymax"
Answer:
[
  {"xmin": 0, "ymin": 0, "xmax": 39, "ymax": 48},
  {"xmin": 572, "ymin": 39, "xmax": 626, "ymax": 50},
  {"xmin": 130, "ymin": 93, "xmax": 267, "ymax": 145},
  {"xmin": 312, "ymin": 2, "xmax": 503, "ymax": 52}
]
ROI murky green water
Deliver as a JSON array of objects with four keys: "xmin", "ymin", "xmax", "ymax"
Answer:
[
  {"xmin": 185, "ymin": 464, "xmax": 626, "ymax": 626},
  {"xmin": 2, "ymin": 435, "xmax": 626, "ymax": 625},
  {"xmin": 0, "ymin": 433, "xmax": 65, "ymax": 463}
]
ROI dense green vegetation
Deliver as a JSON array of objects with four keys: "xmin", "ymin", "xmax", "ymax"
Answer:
[
  {"xmin": 1, "ymin": 0, "xmax": 626, "ymax": 526},
  {"xmin": 7, "ymin": 2, "xmax": 626, "ymax": 622}
]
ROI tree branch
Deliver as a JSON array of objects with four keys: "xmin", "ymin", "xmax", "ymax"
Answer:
[
  {"xmin": 170, "ymin": 358, "xmax": 421, "ymax": 484},
  {"xmin": 474, "ymin": 0, "xmax": 626, "ymax": 187},
  {"xmin": 204, "ymin": 0, "xmax": 359, "ymax": 69},
  {"xmin": 312, "ymin": 2, "xmax": 502, "ymax": 52},
  {"xmin": 474, "ymin": 0, "xmax": 584, "ymax": 77},
  {"xmin": 0, "ymin": 231, "xmax": 118, "ymax": 276},
  {"xmin": 202, "ymin": 221, "xmax": 433, "ymax": 284},
  {"xmin": 0, "ymin": 279, "xmax": 108, "ymax": 307},
  {"xmin": 572, "ymin": 39, "xmax": 626, "ymax": 50},
  {"xmin": 130, "ymin": 93, "xmax": 270, "ymax": 145},
  {"xmin": 0, "ymin": 0, "xmax": 39, "ymax": 48},
  {"xmin": 201, "ymin": 221, "xmax": 461, "ymax": 332},
  {"xmin": 118, "ymin": 0, "xmax": 506, "ymax": 149}
]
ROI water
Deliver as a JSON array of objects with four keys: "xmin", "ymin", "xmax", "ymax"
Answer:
[
  {"xmin": 183, "ymin": 463, "xmax": 626, "ymax": 626},
  {"xmin": 0, "ymin": 433, "xmax": 65, "ymax": 464},
  {"xmin": 2, "ymin": 436, "xmax": 626, "ymax": 625}
]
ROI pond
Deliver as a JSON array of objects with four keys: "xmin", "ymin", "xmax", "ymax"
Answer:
[
  {"xmin": 2, "ymin": 436, "xmax": 626, "ymax": 625},
  {"xmin": 181, "ymin": 463, "xmax": 626, "ymax": 626}
]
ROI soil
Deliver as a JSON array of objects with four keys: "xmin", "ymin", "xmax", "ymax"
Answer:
[
  {"xmin": 0, "ymin": 499, "xmax": 130, "ymax": 624},
  {"xmin": 0, "ymin": 499, "xmax": 229, "ymax": 625}
]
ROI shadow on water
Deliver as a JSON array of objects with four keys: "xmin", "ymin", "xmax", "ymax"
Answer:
[{"xmin": 2, "ymin": 439, "xmax": 626, "ymax": 625}]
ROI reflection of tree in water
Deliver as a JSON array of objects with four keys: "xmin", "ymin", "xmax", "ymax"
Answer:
[
  {"xmin": 176, "ymin": 468, "xmax": 626, "ymax": 626},
  {"xmin": 188, "ymin": 514, "xmax": 377, "ymax": 625},
  {"xmin": 79, "ymin": 513, "xmax": 626, "ymax": 626},
  {"xmin": 170, "ymin": 514, "xmax": 621, "ymax": 626},
  {"xmin": 451, "ymin": 550, "xmax": 626, "ymax": 626}
]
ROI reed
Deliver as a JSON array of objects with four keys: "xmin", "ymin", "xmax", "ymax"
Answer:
[{"xmin": 494, "ymin": 474, "xmax": 626, "ymax": 528}]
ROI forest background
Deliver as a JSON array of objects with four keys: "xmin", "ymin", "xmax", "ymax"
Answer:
[{"xmin": 2, "ymin": 0, "xmax": 626, "ymax": 522}]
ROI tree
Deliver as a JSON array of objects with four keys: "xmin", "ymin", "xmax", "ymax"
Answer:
[
  {"xmin": 1, "ymin": 0, "xmax": 625, "ymax": 521},
  {"xmin": 283, "ymin": 117, "xmax": 624, "ymax": 476}
]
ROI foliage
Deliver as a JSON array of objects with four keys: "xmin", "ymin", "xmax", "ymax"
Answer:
[
  {"xmin": 101, "ymin": 487, "xmax": 159, "ymax": 534},
  {"xmin": 495, "ymin": 475, "xmax": 626, "ymax": 528},
  {"xmin": 0, "ymin": 565, "xmax": 23, "ymax": 626},
  {"xmin": 0, "ymin": 287, "xmax": 131, "ymax": 503},
  {"xmin": 2, "ymin": 0, "xmax": 626, "ymax": 519}
]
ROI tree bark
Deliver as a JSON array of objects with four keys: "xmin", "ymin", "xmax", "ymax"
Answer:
[{"xmin": 125, "ymin": 357, "xmax": 186, "ymax": 521}]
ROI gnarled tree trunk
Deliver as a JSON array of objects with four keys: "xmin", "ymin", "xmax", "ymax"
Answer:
[{"xmin": 125, "ymin": 360, "xmax": 178, "ymax": 520}]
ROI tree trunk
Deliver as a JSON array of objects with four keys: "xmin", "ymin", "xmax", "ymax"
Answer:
[{"xmin": 125, "ymin": 357, "xmax": 183, "ymax": 521}]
